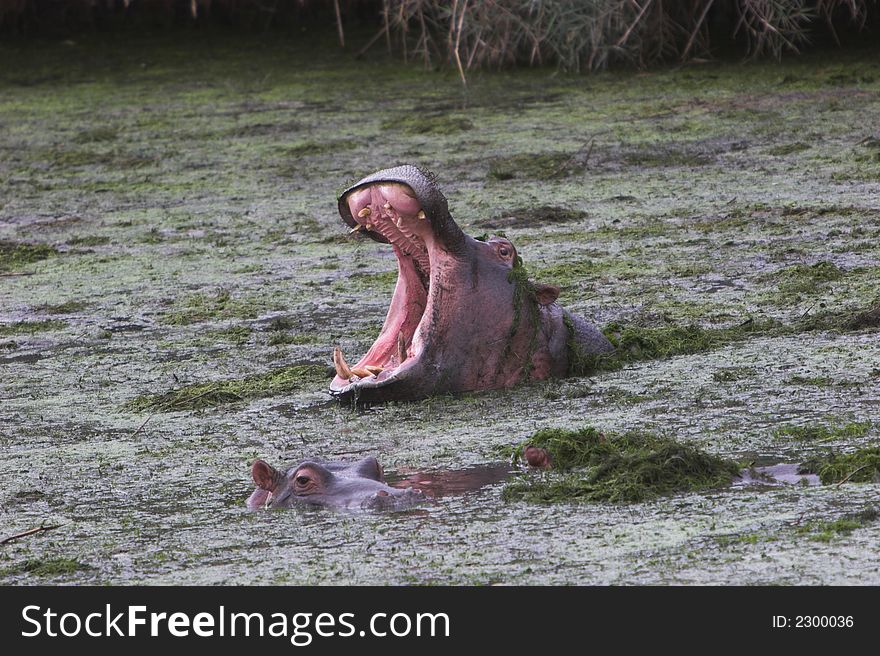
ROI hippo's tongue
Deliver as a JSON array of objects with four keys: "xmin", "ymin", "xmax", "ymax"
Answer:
[{"xmin": 331, "ymin": 182, "xmax": 434, "ymax": 390}]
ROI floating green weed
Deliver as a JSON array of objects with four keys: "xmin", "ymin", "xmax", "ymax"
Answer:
[
  {"xmin": 487, "ymin": 153, "xmax": 577, "ymax": 180},
  {"xmin": 503, "ymin": 427, "xmax": 739, "ymax": 504},
  {"xmin": 0, "ymin": 240, "xmax": 58, "ymax": 272},
  {"xmin": 777, "ymin": 261, "xmax": 843, "ymax": 296},
  {"xmin": 383, "ymin": 114, "xmax": 473, "ymax": 135},
  {"xmin": 1, "ymin": 558, "xmax": 87, "ymax": 576},
  {"xmin": 126, "ymin": 364, "xmax": 327, "ymax": 412},
  {"xmin": 773, "ymin": 421, "xmax": 871, "ymax": 442},
  {"xmin": 474, "ymin": 206, "xmax": 588, "ymax": 230},
  {"xmin": 0, "ymin": 320, "xmax": 66, "ymax": 336},
  {"xmin": 796, "ymin": 509, "xmax": 878, "ymax": 542},
  {"xmin": 126, "ymin": 364, "xmax": 326, "ymax": 412},
  {"xmin": 163, "ymin": 289, "xmax": 274, "ymax": 325},
  {"xmin": 568, "ymin": 319, "xmax": 775, "ymax": 376},
  {"xmin": 798, "ymin": 447, "xmax": 880, "ymax": 484}
]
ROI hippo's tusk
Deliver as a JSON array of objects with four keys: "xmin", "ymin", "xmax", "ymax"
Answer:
[
  {"xmin": 364, "ymin": 365, "xmax": 384, "ymax": 376},
  {"xmin": 417, "ymin": 210, "xmax": 426, "ymax": 220},
  {"xmin": 351, "ymin": 367, "xmax": 374, "ymax": 378},
  {"xmin": 357, "ymin": 207, "xmax": 371, "ymax": 218},
  {"xmin": 333, "ymin": 347, "xmax": 353, "ymax": 380},
  {"xmin": 348, "ymin": 224, "xmax": 363, "ymax": 234}
]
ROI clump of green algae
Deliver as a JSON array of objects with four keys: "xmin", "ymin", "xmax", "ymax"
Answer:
[
  {"xmin": 0, "ymin": 320, "xmax": 66, "ymax": 336},
  {"xmin": 566, "ymin": 318, "xmax": 776, "ymax": 376},
  {"xmin": 487, "ymin": 153, "xmax": 578, "ymax": 180},
  {"xmin": 773, "ymin": 421, "xmax": 871, "ymax": 442},
  {"xmin": 127, "ymin": 363, "xmax": 326, "ymax": 412},
  {"xmin": 0, "ymin": 240, "xmax": 58, "ymax": 272},
  {"xmin": 798, "ymin": 447, "xmax": 880, "ymax": 484},
  {"xmin": 0, "ymin": 558, "xmax": 87, "ymax": 577},
  {"xmin": 503, "ymin": 426, "xmax": 740, "ymax": 504},
  {"xmin": 795, "ymin": 509, "xmax": 878, "ymax": 542}
]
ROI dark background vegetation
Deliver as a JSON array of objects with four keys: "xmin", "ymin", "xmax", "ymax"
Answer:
[{"xmin": 1, "ymin": 1, "xmax": 878, "ymax": 77}]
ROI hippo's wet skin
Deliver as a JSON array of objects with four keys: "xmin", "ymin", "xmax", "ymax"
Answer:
[
  {"xmin": 330, "ymin": 165, "xmax": 614, "ymax": 402},
  {"xmin": 247, "ymin": 457, "xmax": 424, "ymax": 511}
]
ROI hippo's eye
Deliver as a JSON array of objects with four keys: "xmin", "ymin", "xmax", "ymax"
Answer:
[
  {"xmin": 295, "ymin": 475, "xmax": 310, "ymax": 485},
  {"xmin": 498, "ymin": 246, "xmax": 510, "ymax": 258}
]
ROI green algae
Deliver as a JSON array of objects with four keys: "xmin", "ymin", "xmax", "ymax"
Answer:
[
  {"xmin": 503, "ymin": 426, "xmax": 739, "ymax": 504},
  {"xmin": 126, "ymin": 363, "xmax": 327, "ymax": 412},
  {"xmin": 267, "ymin": 332, "xmax": 320, "ymax": 346},
  {"xmin": 775, "ymin": 261, "xmax": 843, "ymax": 297},
  {"xmin": 568, "ymin": 319, "xmax": 776, "ymax": 376},
  {"xmin": 0, "ymin": 558, "xmax": 87, "ymax": 577},
  {"xmin": 499, "ymin": 254, "xmax": 540, "ymax": 381},
  {"xmin": 0, "ymin": 240, "xmax": 58, "ymax": 272},
  {"xmin": 0, "ymin": 320, "xmax": 65, "ymax": 336},
  {"xmin": 382, "ymin": 114, "xmax": 473, "ymax": 135},
  {"xmin": 622, "ymin": 145, "xmax": 712, "ymax": 167},
  {"xmin": 798, "ymin": 448, "xmax": 880, "ymax": 485},
  {"xmin": 32, "ymin": 300, "xmax": 88, "ymax": 314},
  {"xmin": 487, "ymin": 153, "xmax": 578, "ymax": 180},
  {"xmin": 773, "ymin": 421, "xmax": 872, "ymax": 443},
  {"xmin": 66, "ymin": 235, "xmax": 111, "ymax": 247},
  {"xmin": 797, "ymin": 299, "xmax": 880, "ymax": 332},
  {"xmin": 767, "ymin": 142, "xmax": 811, "ymax": 156},
  {"xmin": 473, "ymin": 206, "xmax": 588, "ymax": 230},
  {"xmin": 163, "ymin": 289, "xmax": 277, "ymax": 325},
  {"xmin": 712, "ymin": 366, "xmax": 757, "ymax": 382},
  {"xmin": 796, "ymin": 509, "xmax": 878, "ymax": 542}
]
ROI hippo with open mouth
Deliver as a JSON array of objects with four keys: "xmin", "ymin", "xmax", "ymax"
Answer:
[
  {"xmin": 330, "ymin": 165, "xmax": 614, "ymax": 402},
  {"xmin": 248, "ymin": 457, "xmax": 424, "ymax": 511}
]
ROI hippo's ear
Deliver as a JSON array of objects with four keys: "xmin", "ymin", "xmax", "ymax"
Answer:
[
  {"xmin": 352, "ymin": 456, "xmax": 385, "ymax": 482},
  {"xmin": 252, "ymin": 459, "xmax": 282, "ymax": 491},
  {"xmin": 533, "ymin": 283, "xmax": 560, "ymax": 306}
]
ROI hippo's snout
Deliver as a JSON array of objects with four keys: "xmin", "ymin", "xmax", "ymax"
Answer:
[{"xmin": 362, "ymin": 486, "xmax": 425, "ymax": 511}]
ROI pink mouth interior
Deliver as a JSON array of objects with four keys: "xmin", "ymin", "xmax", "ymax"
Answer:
[{"xmin": 332, "ymin": 183, "xmax": 433, "ymax": 388}]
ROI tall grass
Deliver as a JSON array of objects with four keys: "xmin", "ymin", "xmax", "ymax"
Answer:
[{"xmin": 1, "ymin": 1, "xmax": 876, "ymax": 77}]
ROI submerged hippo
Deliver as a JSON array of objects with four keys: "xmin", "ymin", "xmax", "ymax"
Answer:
[
  {"xmin": 247, "ymin": 456, "xmax": 424, "ymax": 511},
  {"xmin": 330, "ymin": 165, "xmax": 614, "ymax": 402}
]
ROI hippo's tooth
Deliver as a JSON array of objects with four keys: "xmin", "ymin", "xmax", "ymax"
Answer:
[
  {"xmin": 357, "ymin": 207, "xmax": 371, "ymax": 218},
  {"xmin": 333, "ymin": 347, "xmax": 353, "ymax": 379},
  {"xmin": 397, "ymin": 331, "xmax": 407, "ymax": 365},
  {"xmin": 383, "ymin": 202, "xmax": 392, "ymax": 210},
  {"xmin": 264, "ymin": 492, "xmax": 273, "ymax": 509},
  {"xmin": 417, "ymin": 210, "xmax": 426, "ymax": 220},
  {"xmin": 364, "ymin": 365, "xmax": 384, "ymax": 375},
  {"xmin": 351, "ymin": 367, "xmax": 373, "ymax": 378},
  {"xmin": 365, "ymin": 223, "xmax": 373, "ymax": 230},
  {"xmin": 348, "ymin": 224, "xmax": 363, "ymax": 234}
]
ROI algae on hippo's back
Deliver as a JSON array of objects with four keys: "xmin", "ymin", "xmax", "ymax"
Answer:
[{"xmin": 504, "ymin": 427, "xmax": 740, "ymax": 504}]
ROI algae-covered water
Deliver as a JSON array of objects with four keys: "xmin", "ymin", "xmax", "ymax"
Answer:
[{"xmin": 1, "ymin": 33, "xmax": 879, "ymax": 584}]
